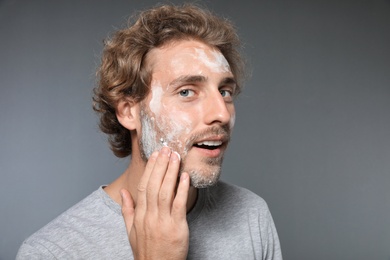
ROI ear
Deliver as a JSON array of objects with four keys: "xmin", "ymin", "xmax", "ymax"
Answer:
[{"xmin": 116, "ymin": 98, "xmax": 140, "ymax": 131}]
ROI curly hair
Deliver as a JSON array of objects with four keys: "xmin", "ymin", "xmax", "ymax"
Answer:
[{"xmin": 93, "ymin": 3, "xmax": 245, "ymax": 158}]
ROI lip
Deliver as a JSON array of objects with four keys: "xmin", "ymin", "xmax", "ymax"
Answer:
[
  {"xmin": 193, "ymin": 134, "xmax": 229, "ymax": 145},
  {"xmin": 193, "ymin": 145, "xmax": 224, "ymax": 158},
  {"xmin": 191, "ymin": 139, "xmax": 228, "ymax": 158}
]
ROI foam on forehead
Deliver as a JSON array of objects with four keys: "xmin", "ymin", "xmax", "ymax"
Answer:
[
  {"xmin": 166, "ymin": 43, "xmax": 231, "ymax": 76},
  {"xmin": 193, "ymin": 47, "xmax": 230, "ymax": 73}
]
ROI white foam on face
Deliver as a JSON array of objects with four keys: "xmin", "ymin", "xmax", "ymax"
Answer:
[
  {"xmin": 143, "ymin": 86, "xmax": 193, "ymax": 159},
  {"xmin": 158, "ymin": 109, "xmax": 192, "ymax": 156},
  {"xmin": 160, "ymin": 138, "xmax": 168, "ymax": 147},
  {"xmin": 194, "ymin": 48, "xmax": 230, "ymax": 73},
  {"xmin": 229, "ymin": 113, "xmax": 236, "ymax": 129},
  {"xmin": 141, "ymin": 110, "xmax": 190, "ymax": 161},
  {"xmin": 157, "ymin": 44, "xmax": 233, "ymax": 155},
  {"xmin": 140, "ymin": 114, "xmax": 160, "ymax": 159},
  {"xmin": 140, "ymin": 41, "xmax": 232, "ymax": 187},
  {"xmin": 149, "ymin": 81, "xmax": 163, "ymax": 114}
]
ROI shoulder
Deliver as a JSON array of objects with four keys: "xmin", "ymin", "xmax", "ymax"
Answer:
[
  {"xmin": 190, "ymin": 182, "xmax": 282, "ymax": 259},
  {"xmin": 211, "ymin": 182, "xmax": 282, "ymax": 256},
  {"xmin": 16, "ymin": 187, "xmax": 116, "ymax": 259},
  {"xmin": 202, "ymin": 181, "xmax": 272, "ymax": 223},
  {"xmin": 209, "ymin": 181, "xmax": 269, "ymax": 210}
]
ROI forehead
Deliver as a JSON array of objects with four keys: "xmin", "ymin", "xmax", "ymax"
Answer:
[{"xmin": 145, "ymin": 40, "xmax": 232, "ymax": 78}]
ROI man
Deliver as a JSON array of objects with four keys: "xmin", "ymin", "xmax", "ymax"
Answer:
[{"xmin": 17, "ymin": 4, "xmax": 282, "ymax": 259}]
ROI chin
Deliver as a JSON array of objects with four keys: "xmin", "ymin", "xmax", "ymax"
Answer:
[
  {"xmin": 181, "ymin": 154, "xmax": 224, "ymax": 188},
  {"xmin": 185, "ymin": 165, "xmax": 222, "ymax": 188}
]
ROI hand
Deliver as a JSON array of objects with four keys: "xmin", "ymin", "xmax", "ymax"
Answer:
[{"xmin": 120, "ymin": 147, "xmax": 190, "ymax": 260}]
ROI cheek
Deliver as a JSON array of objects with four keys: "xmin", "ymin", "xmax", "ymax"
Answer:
[
  {"xmin": 166, "ymin": 110, "xmax": 193, "ymax": 135},
  {"xmin": 149, "ymin": 81, "xmax": 163, "ymax": 114},
  {"xmin": 229, "ymin": 108, "xmax": 236, "ymax": 129},
  {"xmin": 157, "ymin": 110, "xmax": 193, "ymax": 146},
  {"xmin": 229, "ymin": 112, "xmax": 236, "ymax": 129}
]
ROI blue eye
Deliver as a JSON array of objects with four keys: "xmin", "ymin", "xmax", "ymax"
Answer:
[
  {"xmin": 179, "ymin": 89, "xmax": 194, "ymax": 97},
  {"xmin": 220, "ymin": 89, "xmax": 232, "ymax": 97}
]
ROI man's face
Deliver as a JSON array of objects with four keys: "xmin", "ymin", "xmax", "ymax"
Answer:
[{"xmin": 138, "ymin": 40, "xmax": 237, "ymax": 188}]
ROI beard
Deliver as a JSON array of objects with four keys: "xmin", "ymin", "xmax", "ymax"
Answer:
[{"xmin": 139, "ymin": 107, "xmax": 230, "ymax": 188}]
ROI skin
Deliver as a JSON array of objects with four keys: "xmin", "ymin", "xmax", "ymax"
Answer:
[
  {"xmin": 105, "ymin": 39, "xmax": 237, "ymax": 259},
  {"xmin": 139, "ymin": 40, "xmax": 236, "ymax": 187}
]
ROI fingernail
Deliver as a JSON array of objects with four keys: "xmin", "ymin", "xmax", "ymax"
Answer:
[
  {"xmin": 170, "ymin": 151, "xmax": 180, "ymax": 162},
  {"xmin": 161, "ymin": 146, "xmax": 171, "ymax": 156},
  {"xmin": 173, "ymin": 151, "xmax": 181, "ymax": 161}
]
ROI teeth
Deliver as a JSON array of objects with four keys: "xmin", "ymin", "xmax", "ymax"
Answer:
[{"xmin": 196, "ymin": 140, "xmax": 222, "ymax": 146}]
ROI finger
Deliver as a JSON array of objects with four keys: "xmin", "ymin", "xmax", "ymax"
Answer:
[
  {"xmin": 159, "ymin": 151, "xmax": 181, "ymax": 216},
  {"xmin": 120, "ymin": 188, "xmax": 135, "ymax": 237},
  {"xmin": 146, "ymin": 147, "xmax": 171, "ymax": 212},
  {"xmin": 171, "ymin": 171, "xmax": 190, "ymax": 220},
  {"xmin": 136, "ymin": 151, "xmax": 159, "ymax": 211}
]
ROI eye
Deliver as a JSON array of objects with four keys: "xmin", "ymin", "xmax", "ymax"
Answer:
[
  {"xmin": 179, "ymin": 89, "xmax": 195, "ymax": 97},
  {"xmin": 220, "ymin": 89, "xmax": 232, "ymax": 98}
]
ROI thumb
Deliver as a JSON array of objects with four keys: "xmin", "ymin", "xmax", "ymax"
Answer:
[{"xmin": 120, "ymin": 188, "xmax": 135, "ymax": 236}]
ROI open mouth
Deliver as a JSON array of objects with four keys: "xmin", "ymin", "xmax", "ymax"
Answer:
[{"xmin": 193, "ymin": 140, "xmax": 223, "ymax": 150}]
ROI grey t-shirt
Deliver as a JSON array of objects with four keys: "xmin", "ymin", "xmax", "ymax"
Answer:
[{"xmin": 17, "ymin": 181, "xmax": 282, "ymax": 259}]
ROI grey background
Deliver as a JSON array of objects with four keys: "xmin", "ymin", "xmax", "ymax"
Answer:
[{"xmin": 1, "ymin": 0, "xmax": 389, "ymax": 259}]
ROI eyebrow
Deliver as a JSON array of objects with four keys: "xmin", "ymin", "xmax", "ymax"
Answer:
[
  {"xmin": 169, "ymin": 75, "xmax": 207, "ymax": 88},
  {"xmin": 220, "ymin": 77, "xmax": 237, "ymax": 87},
  {"xmin": 168, "ymin": 75, "xmax": 237, "ymax": 88}
]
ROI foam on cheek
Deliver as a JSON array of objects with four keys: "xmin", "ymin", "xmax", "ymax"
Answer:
[
  {"xmin": 141, "ymin": 116, "xmax": 159, "ymax": 159},
  {"xmin": 164, "ymin": 115, "xmax": 188, "ymax": 145},
  {"xmin": 158, "ymin": 110, "xmax": 192, "ymax": 156},
  {"xmin": 160, "ymin": 138, "xmax": 168, "ymax": 147},
  {"xmin": 229, "ymin": 113, "xmax": 236, "ymax": 129},
  {"xmin": 149, "ymin": 82, "xmax": 163, "ymax": 114},
  {"xmin": 147, "ymin": 80, "xmax": 192, "ymax": 156},
  {"xmin": 194, "ymin": 48, "xmax": 230, "ymax": 73},
  {"xmin": 142, "ymin": 88, "xmax": 192, "ymax": 158}
]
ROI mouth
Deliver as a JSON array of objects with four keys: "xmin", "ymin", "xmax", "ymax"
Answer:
[
  {"xmin": 185, "ymin": 127, "xmax": 230, "ymax": 157},
  {"xmin": 190, "ymin": 135, "xmax": 229, "ymax": 158},
  {"xmin": 193, "ymin": 140, "xmax": 223, "ymax": 150}
]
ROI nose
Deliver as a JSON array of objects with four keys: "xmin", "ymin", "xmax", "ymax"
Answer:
[{"xmin": 204, "ymin": 91, "xmax": 234, "ymax": 126}]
